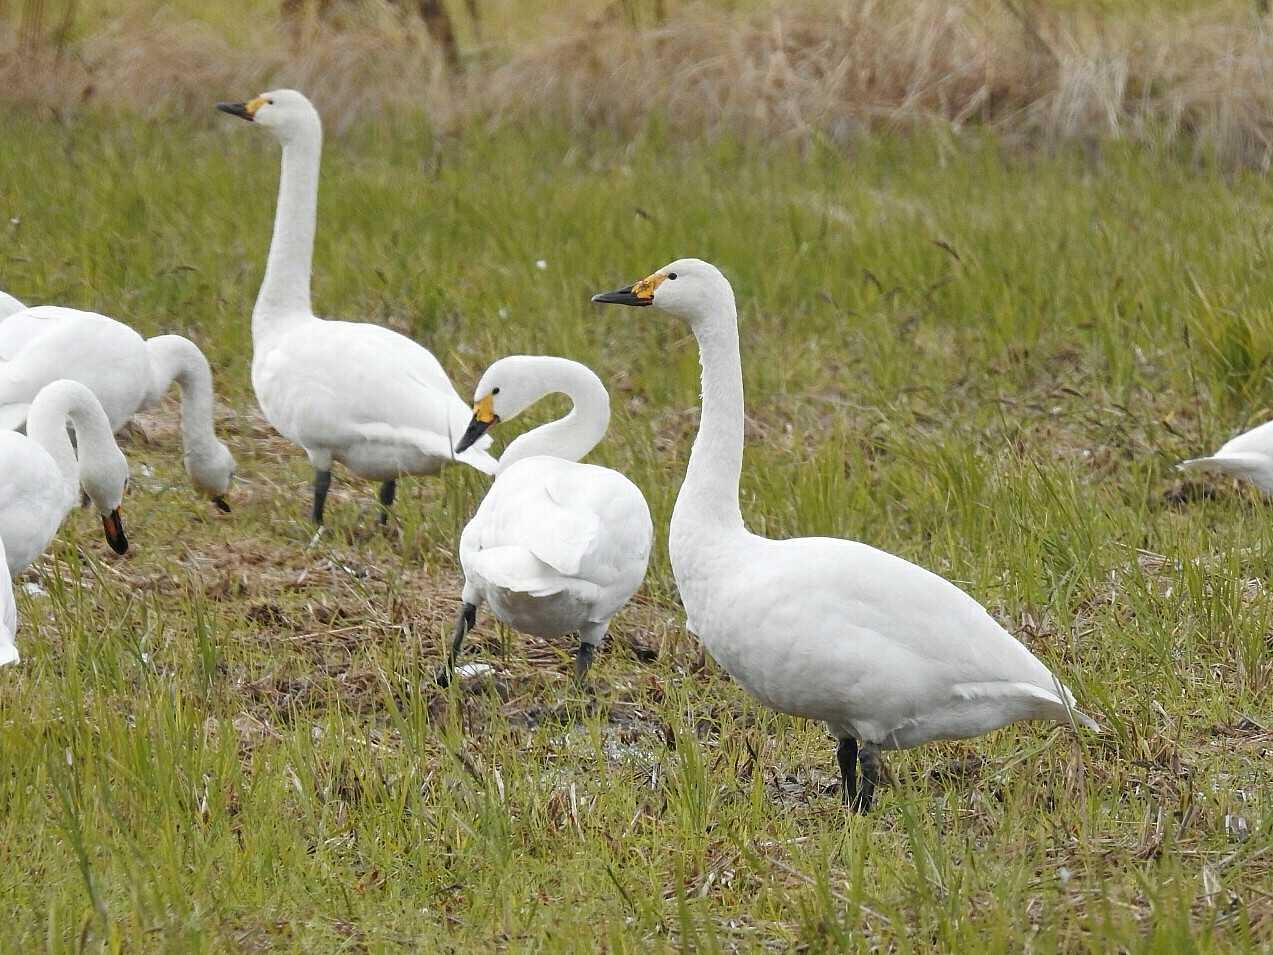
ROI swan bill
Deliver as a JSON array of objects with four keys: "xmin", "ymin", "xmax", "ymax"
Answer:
[
  {"xmin": 216, "ymin": 97, "xmax": 266, "ymax": 122},
  {"xmin": 591, "ymin": 284, "xmax": 654, "ymax": 307},
  {"xmin": 455, "ymin": 414, "xmax": 497, "ymax": 455},
  {"xmin": 211, "ymin": 496, "xmax": 232, "ymax": 513},
  {"xmin": 102, "ymin": 509, "xmax": 129, "ymax": 555}
]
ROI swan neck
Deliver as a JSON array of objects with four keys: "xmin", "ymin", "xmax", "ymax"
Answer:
[
  {"xmin": 674, "ymin": 296, "xmax": 746, "ymax": 534},
  {"xmin": 254, "ymin": 126, "xmax": 320, "ymax": 336},
  {"xmin": 497, "ymin": 363, "xmax": 611, "ymax": 473},
  {"xmin": 147, "ymin": 336, "xmax": 218, "ymax": 453},
  {"xmin": 27, "ymin": 388, "xmax": 113, "ymax": 508}
]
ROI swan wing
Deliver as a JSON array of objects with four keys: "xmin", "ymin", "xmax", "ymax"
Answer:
[
  {"xmin": 255, "ymin": 321, "xmax": 492, "ymax": 462},
  {"xmin": 0, "ymin": 309, "xmax": 55, "ymax": 359},
  {"xmin": 0, "ymin": 291, "xmax": 26, "ymax": 322},
  {"xmin": 463, "ymin": 458, "xmax": 652, "ymax": 614}
]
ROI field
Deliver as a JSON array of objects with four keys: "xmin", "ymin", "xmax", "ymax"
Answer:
[{"xmin": 1, "ymin": 25, "xmax": 1272, "ymax": 953}]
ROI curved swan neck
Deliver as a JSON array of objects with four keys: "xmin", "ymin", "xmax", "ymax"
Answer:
[
  {"xmin": 254, "ymin": 120, "xmax": 321, "ymax": 337},
  {"xmin": 146, "ymin": 336, "xmax": 219, "ymax": 453},
  {"xmin": 497, "ymin": 360, "xmax": 611, "ymax": 473},
  {"xmin": 673, "ymin": 291, "xmax": 746, "ymax": 533},
  {"xmin": 26, "ymin": 383, "xmax": 116, "ymax": 508}
]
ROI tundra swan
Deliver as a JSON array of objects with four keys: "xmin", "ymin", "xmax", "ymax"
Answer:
[
  {"xmin": 441, "ymin": 356, "xmax": 652, "ymax": 684},
  {"xmin": 593, "ymin": 259, "xmax": 1098, "ymax": 811},
  {"xmin": 0, "ymin": 379, "xmax": 129, "ymax": 574},
  {"xmin": 216, "ymin": 88, "xmax": 495, "ymax": 525}
]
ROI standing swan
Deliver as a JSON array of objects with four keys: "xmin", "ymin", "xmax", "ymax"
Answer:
[
  {"xmin": 0, "ymin": 307, "xmax": 236, "ymax": 509},
  {"xmin": 0, "ymin": 535, "xmax": 17, "ymax": 666},
  {"xmin": 216, "ymin": 89, "xmax": 495, "ymax": 525},
  {"xmin": 593, "ymin": 259, "xmax": 1098, "ymax": 812},
  {"xmin": 443, "ymin": 356, "xmax": 653, "ymax": 684},
  {"xmin": 0, "ymin": 379, "xmax": 129, "ymax": 574}
]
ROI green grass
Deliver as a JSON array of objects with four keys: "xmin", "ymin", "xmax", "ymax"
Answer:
[{"xmin": 0, "ymin": 114, "xmax": 1269, "ymax": 951}]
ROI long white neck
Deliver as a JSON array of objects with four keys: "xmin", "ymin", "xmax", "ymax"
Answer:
[
  {"xmin": 145, "ymin": 335, "xmax": 220, "ymax": 455},
  {"xmin": 253, "ymin": 122, "xmax": 321, "ymax": 338},
  {"xmin": 26, "ymin": 382, "xmax": 118, "ymax": 511},
  {"xmin": 671, "ymin": 291, "xmax": 746, "ymax": 540},
  {"xmin": 497, "ymin": 360, "xmax": 611, "ymax": 473}
]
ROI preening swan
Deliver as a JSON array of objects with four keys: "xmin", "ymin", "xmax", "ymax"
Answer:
[
  {"xmin": 0, "ymin": 536, "xmax": 17, "ymax": 666},
  {"xmin": 216, "ymin": 88, "xmax": 495, "ymax": 525},
  {"xmin": 0, "ymin": 307, "xmax": 235, "ymax": 509},
  {"xmin": 1179, "ymin": 419, "xmax": 1273, "ymax": 495},
  {"xmin": 594, "ymin": 259, "xmax": 1098, "ymax": 812},
  {"xmin": 441, "ymin": 356, "xmax": 652, "ymax": 685},
  {"xmin": 0, "ymin": 379, "xmax": 129, "ymax": 574}
]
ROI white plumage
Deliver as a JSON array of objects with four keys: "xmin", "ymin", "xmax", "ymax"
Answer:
[
  {"xmin": 593, "ymin": 259, "xmax": 1097, "ymax": 811},
  {"xmin": 217, "ymin": 88, "xmax": 494, "ymax": 525},
  {"xmin": 0, "ymin": 290, "xmax": 26, "ymax": 321},
  {"xmin": 0, "ymin": 306, "xmax": 235, "ymax": 505},
  {"xmin": 0, "ymin": 535, "xmax": 17, "ymax": 667},
  {"xmin": 0, "ymin": 379, "xmax": 130, "ymax": 574},
  {"xmin": 1179, "ymin": 419, "xmax": 1273, "ymax": 494},
  {"xmin": 444, "ymin": 356, "xmax": 652, "ymax": 683}
]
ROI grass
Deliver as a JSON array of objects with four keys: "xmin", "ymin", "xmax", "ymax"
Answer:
[{"xmin": 0, "ymin": 113, "xmax": 1270, "ymax": 950}]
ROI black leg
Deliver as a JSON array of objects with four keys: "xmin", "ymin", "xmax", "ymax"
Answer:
[
  {"xmin": 378, "ymin": 479, "xmax": 397, "ymax": 525},
  {"xmin": 312, "ymin": 468, "xmax": 332, "ymax": 525},
  {"xmin": 436, "ymin": 602, "xmax": 476, "ymax": 687},
  {"xmin": 574, "ymin": 641, "xmax": 596, "ymax": 685},
  {"xmin": 836, "ymin": 737, "xmax": 859, "ymax": 806},
  {"xmin": 852, "ymin": 743, "xmax": 885, "ymax": 814}
]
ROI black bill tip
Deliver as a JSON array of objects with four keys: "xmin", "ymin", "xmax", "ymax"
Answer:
[
  {"xmin": 103, "ymin": 509, "xmax": 129, "ymax": 555},
  {"xmin": 211, "ymin": 496, "xmax": 231, "ymax": 514},
  {"xmin": 216, "ymin": 102, "xmax": 254, "ymax": 122},
  {"xmin": 455, "ymin": 415, "xmax": 496, "ymax": 455},
  {"xmin": 591, "ymin": 285, "xmax": 652, "ymax": 307}
]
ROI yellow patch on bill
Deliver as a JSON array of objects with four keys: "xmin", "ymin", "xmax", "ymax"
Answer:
[
  {"xmin": 245, "ymin": 95, "xmax": 269, "ymax": 117},
  {"xmin": 473, "ymin": 393, "xmax": 496, "ymax": 423},
  {"xmin": 632, "ymin": 272, "xmax": 668, "ymax": 300}
]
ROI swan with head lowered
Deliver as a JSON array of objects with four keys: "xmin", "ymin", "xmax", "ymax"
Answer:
[
  {"xmin": 0, "ymin": 307, "xmax": 236, "ymax": 510},
  {"xmin": 440, "ymin": 356, "xmax": 652, "ymax": 685},
  {"xmin": 0, "ymin": 379, "xmax": 129, "ymax": 574},
  {"xmin": 593, "ymin": 259, "xmax": 1099, "ymax": 812},
  {"xmin": 216, "ymin": 89, "xmax": 495, "ymax": 525},
  {"xmin": 0, "ymin": 535, "xmax": 17, "ymax": 666}
]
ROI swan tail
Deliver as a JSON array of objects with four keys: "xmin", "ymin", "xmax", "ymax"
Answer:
[
  {"xmin": 470, "ymin": 546, "xmax": 568, "ymax": 597},
  {"xmin": 1178, "ymin": 452, "xmax": 1265, "ymax": 477},
  {"xmin": 0, "ymin": 635, "xmax": 19, "ymax": 667},
  {"xmin": 0, "ymin": 403, "xmax": 30, "ymax": 431},
  {"xmin": 953, "ymin": 681, "xmax": 1101, "ymax": 733}
]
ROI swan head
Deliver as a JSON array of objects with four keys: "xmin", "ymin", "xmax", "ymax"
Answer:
[
  {"xmin": 79, "ymin": 440, "xmax": 130, "ymax": 556},
  {"xmin": 185, "ymin": 439, "xmax": 236, "ymax": 512},
  {"xmin": 592, "ymin": 258, "xmax": 733, "ymax": 323},
  {"xmin": 453, "ymin": 356, "xmax": 546, "ymax": 454},
  {"xmin": 216, "ymin": 89, "xmax": 319, "ymax": 142}
]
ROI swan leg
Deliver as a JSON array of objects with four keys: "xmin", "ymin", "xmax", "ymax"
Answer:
[
  {"xmin": 436, "ymin": 601, "xmax": 477, "ymax": 687},
  {"xmin": 836, "ymin": 737, "xmax": 859, "ymax": 806},
  {"xmin": 852, "ymin": 743, "xmax": 885, "ymax": 814},
  {"xmin": 573, "ymin": 641, "xmax": 596, "ymax": 684},
  {"xmin": 311, "ymin": 468, "xmax": 332, "ymax": 525},
  {"xmin": 378, "ymin": 480, "xmax": 397, "ymax": 525}
]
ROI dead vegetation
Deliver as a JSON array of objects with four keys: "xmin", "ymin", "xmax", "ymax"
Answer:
[{"xmin": 4, "ymin": 1, "xmax": 1273, "ymax": 164}]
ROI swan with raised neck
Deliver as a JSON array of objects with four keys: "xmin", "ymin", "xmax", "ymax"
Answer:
[
  {"xmin": 593, "ymin": 258, "xmax": 1098, "ymax": 812},
  {"xmin": 216, "ymin": 88, "xmax": 496, "ymax": 524}
]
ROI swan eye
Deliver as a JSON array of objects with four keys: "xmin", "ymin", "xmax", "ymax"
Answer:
[
  {"xmin": 492, "ymin": 387, "xmax": 500, "ymax": 395},
  {"xmin": 267, "ymin": 98, "xmax": 275, "ymax": 105},
  {"xmin": 667, "ymin": 272, "xmax": 678, "ymax": 280}
]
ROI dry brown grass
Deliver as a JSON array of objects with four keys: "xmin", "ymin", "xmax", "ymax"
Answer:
[{"xmin": 5, "ymin": 1, "xmax": 1273, "ymax": 163}]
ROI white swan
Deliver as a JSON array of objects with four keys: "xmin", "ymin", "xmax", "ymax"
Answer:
[
  {"xmin": 1179, "ymin": 420, "xmax": 1273, "ymax": 495},
  {"xmin": 0, "ymin": 290, "xmax": 25, "ymax": 321},
  {"xmin": 0, "ymin": 379, "xmax": 129, "ymax": 574},
  {"xmin": 441, "ymin": 356, "xmax": 653, "ymax": 684},
  {"xmin": 0, "ymin": 307, "xmax": 235, "ymax": 509},
  {"xmin": 0, "ymin": 535, "xmax": 17, "ymax": 666},
  {"xmin": 216, "ymin": 89, "xmax": 495, "ymax": 525},
  {"xmin": 593, "ymin": 259, "xmax": 1098, "ymax": 811}
]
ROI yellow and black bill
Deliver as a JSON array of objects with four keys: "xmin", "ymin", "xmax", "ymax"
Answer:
[
  {"xmin": 102, "ymin": 509, "xmax": 129, "ymax": 555},
  {"xmin": 216, "ymin": 96, "xmax": 266, "ymax": 122},
  {"xmin": 591, "ymin": 272, "xmax": 664, "ymax": 307},
  {"xmin": 455, "ymin": 393, "xmax": 499, "ymax": 455}
]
